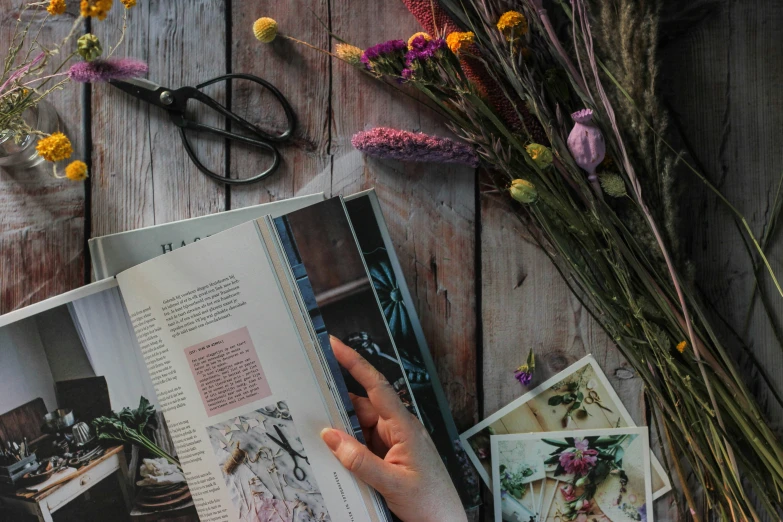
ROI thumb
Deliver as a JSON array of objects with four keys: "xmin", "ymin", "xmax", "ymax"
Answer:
[{"xmin": 320, "ymin": 428, "xmax": 395, "ymax": 492}]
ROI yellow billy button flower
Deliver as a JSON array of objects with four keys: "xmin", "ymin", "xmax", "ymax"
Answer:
[
  {"xmin": 446, "ymin": 31, "xmax": 474, "ymax": 54},
  {"xmin": 335, "ymin": 43, "xmax": 364, "ymax": 67},
  {"xmin": 525, "ymin": 143, "xmax": 553, "ymax": 169},
  {"xmin": 497, "ymin": 10, "xmax": 528, "ymax": 36},
  {"xmin": 47, "ymin": 0, "xmax": 66, "ymax": 16},
  {"xmin": 65, "ymin": 160, "xmax": 89, "ymax": 181},
  {"xmin": 407, "ymin": 32, "xmax": 431, "ymax": 49},
  {"xmin": 509, "ymin": 179, "xmax": 537, "ymax": 204},
  {"xmin": 253, "ymin": 17, "xmax": 278, "ymax": 43},
  {"xmin": 676, "ymin": 341, "xmax": 688, "ymax": 353},
  {"xmin": 36, "ymin": 132, "xmax": 73, "ymax": 162},
  {"xmin": 121, "ymin": 0, "xmax": 136, "ymax": 7}
]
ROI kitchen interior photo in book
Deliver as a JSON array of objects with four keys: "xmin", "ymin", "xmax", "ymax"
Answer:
[
  {"xmin": 0, "ymin": 285, "xmax": 193, "ymax": 521},
  {"xmin": 279, "ymin": 196, "xmax": 479, "ymax": 507}
]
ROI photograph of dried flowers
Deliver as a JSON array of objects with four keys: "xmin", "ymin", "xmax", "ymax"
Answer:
[
  {"xmin": 492, "ymin": 430, "xmax": 652, "ymax": 522},
  {"xmin": 462, "ymin": 356, "xmax": 669, "ymax": 499}
]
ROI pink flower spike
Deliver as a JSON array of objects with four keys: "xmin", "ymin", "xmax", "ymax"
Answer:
[
  {"xmin": 352, "ymin": 127, "xmax": 479, "ymax": 167},
  {"xmin": 69, "ymin": 58, "xmax": 149, "ymax": 83}
]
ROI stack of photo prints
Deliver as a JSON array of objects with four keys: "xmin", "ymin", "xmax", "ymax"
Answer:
[{"xmin": 460, "ymin": 356, "xmax": 671, "ymax": 522}]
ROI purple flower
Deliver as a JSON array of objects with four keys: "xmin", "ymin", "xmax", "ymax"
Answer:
[
  {"xmin": 408, "ymin": 35, "xmax": 431, "ymax": 52},
  {"xmin": 514, "ymin": 368, "xmax": 532, "ymax": 386},
  {"xmin": 558, "ymin": 438, "xmax": 598, "ymax": 476},
  {"xmin": 405, "ymin": 37, "xmax": 447, "ymax": 64},
  {"xmin": 360, "ymin": 39, "xmax": 407, "ymax": 75},
  {"xmin": 352, "ymin": 127, "xmax": 479, "ymax": 167},
  {"xmin": 639, "ymin": 503, "xmax": 647, "ymax": 522},
  {"xmin": 69, "ymin": 58, "xmax": 149, "ymax": 83}
]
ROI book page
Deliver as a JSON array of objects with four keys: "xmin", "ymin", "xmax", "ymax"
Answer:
[{"xmin": 116, "ymin": 221, "xmax": 377, "ymax": 522}]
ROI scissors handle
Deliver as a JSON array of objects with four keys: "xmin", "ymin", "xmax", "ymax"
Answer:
[
  {"xmin": 195, "ymin": 74, "xmax": 296, "ymax": 143},
  {"xmin": 178, "ymin": 126, "xmax": 280, "ymax": 185},
  {"xmin": 292, "ymin": 463, "xmax": 306, "ymax": 481},
  {"xmin": 177, "ymin": 74, "xmax": 296, "ymax": 185}
]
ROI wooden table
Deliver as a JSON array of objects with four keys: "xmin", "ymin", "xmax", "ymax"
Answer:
[
  {"xmin": 0, "ymin": 445, "xmax": 130, "ymax": 522},
  {"xmin": 1, "ymin": 2, "xmax": 781, "ymax": 521}
]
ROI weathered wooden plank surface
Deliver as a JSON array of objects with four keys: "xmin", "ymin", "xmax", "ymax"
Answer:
[
  {"xmin": 228, "ymin": 0, "xmax": 331, "ymax": 205},
  {"xmin": 0, "ymin": 2, "xmax": 84, "ymax": 313},
  {"xmin": 90, "ymin": 0, "xmax": 225, "ymax": 241},
  {"xmin": 661, "ymin": 0, "xmax": 783, "ymax": 427}
]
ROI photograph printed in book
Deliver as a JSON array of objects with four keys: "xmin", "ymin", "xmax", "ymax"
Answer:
[
  {"xmin": 206, "ymin": 401, "xmax": 331, "ymax": 522},
  {"xmin": 276, "ymin": 196, "xmax": 479, "ymax": 507},
  {"xmin": 0, "ymin": 282, "xmax": 189, "ymax": 520}
]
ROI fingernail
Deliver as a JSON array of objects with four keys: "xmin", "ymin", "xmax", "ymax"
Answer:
[{"xmin": 320, "ymin": 428, "xmax": 341, "ymax": 451}]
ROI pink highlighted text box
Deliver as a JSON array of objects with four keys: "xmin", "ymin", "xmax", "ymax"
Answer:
[{"xmin": 185, "ymin": 327, "xmax": 272, "ymax": 416}]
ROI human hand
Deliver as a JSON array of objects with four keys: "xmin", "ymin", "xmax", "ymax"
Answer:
[{"xmin": 320, "ymin": 337, "xmax": 467, "ymax": 522}]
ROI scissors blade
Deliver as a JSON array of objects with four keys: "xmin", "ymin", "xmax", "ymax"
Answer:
[{"xmin": 109, "ymin": 77, "xmax": 178, "ymax": 109}]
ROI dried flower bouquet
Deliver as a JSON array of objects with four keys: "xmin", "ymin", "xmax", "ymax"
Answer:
[
  {"xmin": 0, "ymin": 0, "xmax": 142, "ymax": 179},
  {"xmin": 254, "ymin": 0, "xmax": 783, "ymax": 518}
]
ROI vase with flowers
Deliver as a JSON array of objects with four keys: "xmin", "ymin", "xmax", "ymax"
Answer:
[{"xmin": 0, "ymin": 0, "xmax": 142, "ymax": 180}]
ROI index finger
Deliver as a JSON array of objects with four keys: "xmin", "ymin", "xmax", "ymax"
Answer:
[{"xmin": 330, "ymin": 336, "xmax": 409, "ymax": 421}]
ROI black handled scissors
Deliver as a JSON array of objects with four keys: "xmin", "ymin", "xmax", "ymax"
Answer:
[
  {"xmin": 109, "ymin": 74, "xmax": 296, "ymax": 185},
  {"xmin": 267, "ymin": 424, "xmax": 309, "ymax": 481}
]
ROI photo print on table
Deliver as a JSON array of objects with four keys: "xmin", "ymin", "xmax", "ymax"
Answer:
[
  {"xmin": 460, "ymin": 355, "xmax": 670, "ymax": 499},
  {"xmin": 206, "ymin": 401, "xmax": 330, "ymax": 522},
  {"xmin": 492, "ymin": 427, "xmax": 653, "ymax": 522}
]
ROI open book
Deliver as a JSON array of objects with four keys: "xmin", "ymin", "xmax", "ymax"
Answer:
[{"xmin": 0, "ymin": 193, "xmax": 477, "ymax": 521}]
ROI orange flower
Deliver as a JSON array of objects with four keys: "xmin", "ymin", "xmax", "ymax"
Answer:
[
  {"xmin": 446, "ymin": 31, "xmax": 474, "ymax": 54},
  {"xmin": 36, "ymin": 132, "xmax": 73, "ymax": 162},
  {"xmin": 65, "ymin": 161, "xmax": 89, "ymax": 181},
  {"xmin": 81, "ymin": 0, "xmax": 113, "ymax": 20},
  {"xmin": 47, "ymin": 0, "xmax": 66, "ymax": 16}
]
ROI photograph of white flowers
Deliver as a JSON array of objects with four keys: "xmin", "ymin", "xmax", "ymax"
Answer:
[{"xmin": 492, "ymin": 428, "xmax": 652, "ymax": 522}]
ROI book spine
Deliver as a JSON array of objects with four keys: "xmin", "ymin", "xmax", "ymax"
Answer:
[{"xmin": 272, "ymin": 216, "xmax": 365, "ymax": 443}]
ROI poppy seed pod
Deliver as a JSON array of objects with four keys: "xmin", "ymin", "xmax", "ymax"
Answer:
[
  {"xmin": 567, "ymin": 109, "xmax": 605, "ymax": 181},
  {"xmin": 509, "ymin": 179, "xmax": 537, "ymax": 204}
]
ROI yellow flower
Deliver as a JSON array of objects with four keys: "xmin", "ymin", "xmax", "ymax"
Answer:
[
  {"xmin": 65, "ymin": 160, "xmax": 89, "ymax": 181},
  {"xmin": 497, "ymin": 10, "xmax": 528, "ymax": 37},
  {"xmin": 335, "ymin": 43, "xmax": 364, "ymax": 67},
  {"xmin": 253, "ymin": 17, "xmax": 278, "ymax": 43},
  {"xmin": 36, "ymin": 132, "xmax": 73, "ymax": 162},
  {"xmin": 509, "ymin": 179, "xmax": 537, "ymax": 204},
  {"xmin": 676, "ymin": 341, "xmax": 688, "ymax": 353},
  {"xmin": 446, "ymin": 31, "xmax": 474, "ymax": 54},
  {"xmin": 47, "ymin": 0, "xmax": 66, "ymax": 16},
  {"xmin": 81, "ymin": 0, "xmax": 113, "ymax": 20},
  {"xmin": 407, "ymin": 32, "xmax": 431, "ymax": 49},
  {"xmin": 121, "ymin": 0, "xmax": 136, "ymax": 7},
  {"xmin": 525, "ymin": 143, "xmax": 553, "ymax": 169}
]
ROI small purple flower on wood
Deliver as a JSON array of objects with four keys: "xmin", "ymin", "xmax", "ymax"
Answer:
[
  {"xmin": 69, "ymin": 58, "xmax": 149, "ymax": 83},
  {"xmin": 514, "ymin": 368, "xmax": 532, "ymax": 386},
  {"xmin": 352, "ymin": 127, "xmax": 479, "ymax": 167}
]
